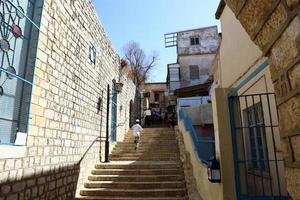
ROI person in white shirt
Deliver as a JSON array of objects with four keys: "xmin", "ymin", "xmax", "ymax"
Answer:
[
  {"xmin": 132, "ymin": 119, "xmax": 143, "ymax": 150},
  {"xmin": 144, "ymin": 108, "xmax": 152, "ymax": 127}
]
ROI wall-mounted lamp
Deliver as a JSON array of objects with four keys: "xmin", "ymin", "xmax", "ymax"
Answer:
[
  {"xmin": 207, "ymin": 156, "xmax": 221, "ymax": 183},
  {"xmin": 115, "ymin": 82, "xmax": 124, "ymax": 93}
]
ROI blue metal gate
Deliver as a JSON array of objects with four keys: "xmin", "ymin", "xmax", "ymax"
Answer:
[
  {"xmin": 110, "ymin": 83, "xmax": 117, "ymax": 142},
  {"xmin": 229, "ymin": 93, "xmax": 290, "ymax": 200},
  {"xmin": 0, "ymin": 0, "xmax": 42, "ymax": 145}
]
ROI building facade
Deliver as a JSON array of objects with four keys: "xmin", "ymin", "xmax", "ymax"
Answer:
[
  {"xmin": 143, "ymin": 82, "xmax": 167, "ymax": 112},
  {"xmin": 197, "ymin": 1, "xmax": 292, "ymax": 199},
  {"xmin": 166, "ymin": 26, "xmax": 220, "ymax": 107},
  {"xmin": 0, "ymin": 0, "xmax": 136, "ymax": 199},
  {"xmin": 216, "ymin": 0, "xmax": 300, "ymax": 199},
  {"xmin": 177, "ymin": 1, "xmax": 297, "ymax": 199}
]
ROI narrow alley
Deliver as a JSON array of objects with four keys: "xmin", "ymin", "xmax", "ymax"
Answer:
[{"xmin": 0, "ymin": 0, "xmax": 300, "ymax": 200}]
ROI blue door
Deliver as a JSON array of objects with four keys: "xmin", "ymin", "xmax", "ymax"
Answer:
[
  {"xmin": 228, "ymin": 93, "xmax": 291, "ymax": 200},
  {"xmin": 110, "ymin": 83, "xmax": 117, "ymax": 142}
]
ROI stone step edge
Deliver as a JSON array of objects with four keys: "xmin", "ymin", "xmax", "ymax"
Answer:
[
  {"xmin": 80, "ymin": 188, "xmax": 187, "ymax": 192},
  {"xmin": 84, "ymin": 180, "xmax": 186, "ymax": 187},
  {"xmin": 84, "ymin": 181, "xmax": 185, "ymax": 184},
  {"xmin": 92, "ymin": 168, "xmax": 181, "ymax": 172},
  {"xmin": 76, "ymin": 196, "xmax": 188, "ymax": 200}
]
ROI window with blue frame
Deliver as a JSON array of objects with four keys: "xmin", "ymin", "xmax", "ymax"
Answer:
[
  {"xmin": 0, "ymin": 0, "xmax": 43, "ymax": 145},
  {"xmin": 89, "ymin": 45, "xmax": 96, "ymax": 67},
  {"xmin": 244, "ymin": 102, "xmax": 269, "ymax": 172}
]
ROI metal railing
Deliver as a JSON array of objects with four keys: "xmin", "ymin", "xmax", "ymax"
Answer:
[
  {"xmin": 229, "ymin": 93, "xmax": 290, "ymax": 198},
  {"xmin": 178, "ymin": 108, "xmax": 215, "ymax": 164}
]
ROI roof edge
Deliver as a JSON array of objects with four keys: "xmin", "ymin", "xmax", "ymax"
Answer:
[
  {"xmin": 165, "ymin": 25, "xmax": 218, "ymax": 36},
  {"xmin": 215, "ymin": 0, "xmax": 226, "ymax": 20}
]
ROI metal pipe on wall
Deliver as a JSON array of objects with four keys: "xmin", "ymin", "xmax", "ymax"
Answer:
[{"xmin": 105, "ymin": 84, "xmax": 110, "ymax": 162}]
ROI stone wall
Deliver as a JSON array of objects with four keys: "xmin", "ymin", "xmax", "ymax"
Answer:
[
  {"xmin": 0, "ymin": 0, "xmax": 136, "ymax": 199},
  {"xmin": 178, "ymin": 55, "xmax": 215, "ymax": 84},
  {"xmin": 175, "ymin": 127, "xmax": 203, "ymax": 200},
  {"xmin": 177, "ymin": 26, "xmax": 220, "ymax": 56},
  {"xmin": 224, "ymin": 0, "xmax": 300, "ymax": 199}
]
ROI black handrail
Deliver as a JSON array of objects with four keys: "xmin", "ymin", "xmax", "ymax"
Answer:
[{"xmin": 104, "ymin": 84, "xmax": 110, "ymax": 162}]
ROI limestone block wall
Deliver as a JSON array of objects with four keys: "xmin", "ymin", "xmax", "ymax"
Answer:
[
  {"xmin": 177, "ymin": 26, "xmax": 220, "ymax": 56},
  {"xmin": 178, "ymin": 54, "xmax": 215, "ymax": 84},
  {"xmin": 224, "ymin": 0, "xmax": 300, "ymax": 198},
  {"xmin": 0, "ymin": 0, "xmax": 136, "ymax": 199}
]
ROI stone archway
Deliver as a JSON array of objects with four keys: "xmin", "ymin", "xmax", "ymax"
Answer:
[{"xmin": 224, "ymin": 0, "xmax": 300, "ymax": 198}]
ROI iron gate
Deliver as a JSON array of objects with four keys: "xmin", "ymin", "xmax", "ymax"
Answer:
[
  {"xmin": 229, "ymin": 93, "xmax": 290, "ymax": 200},
  {"xmin": 110, "ymin": 83, "xmax": 117, "ymax": 142}
]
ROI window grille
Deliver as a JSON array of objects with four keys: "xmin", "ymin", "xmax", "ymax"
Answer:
[{"xmin": 0, "ymin": 0, "xmax": 43, "ymax": 145}]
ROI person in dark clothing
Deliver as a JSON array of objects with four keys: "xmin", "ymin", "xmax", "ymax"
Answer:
[
  {"xmin": 168, "ymin": 113, "xmax": 176, "ymax": 128},
  {"xmin": 144, "ymin": 108, "xmax": 152, "ymax": 127}
]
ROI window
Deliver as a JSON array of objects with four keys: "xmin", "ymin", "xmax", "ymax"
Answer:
[
  {"xmin": 89, "ymin": 45, "xmax": 96, "ymax": 67},
  {"xmin": 189, "ymin": 65, "xmax": 199, "ymax": 80},
  {"xmin": 0, "ymin": 0, "xmax": 43, "ymax": 145},
  {"xmin": 169, "ymin": 68, "xmax": 180, "ymax": 81},
  {"xmin": 190, "ymin": 37, "xmax": 200, "ymax": 45},
  {"xmin": 244, "ymin": 102, "xmax": 269, "ymax": 172},
  {"xmin": 154, "ymin": 93, "xmax": 159, "ymax": 102}
]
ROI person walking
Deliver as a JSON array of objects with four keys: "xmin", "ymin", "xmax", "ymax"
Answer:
[
  {"xmin": 144, "ymin": 108, "xmax": 152, "ymax": 127},
  {"xmin": 132, "ymin": 119, "xmax": 143, "ymax": 150}
]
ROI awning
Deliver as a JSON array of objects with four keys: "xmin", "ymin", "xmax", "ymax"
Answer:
[{"xmin": 174, "ymin": 81, "xmax": 211, "ymax": 97}]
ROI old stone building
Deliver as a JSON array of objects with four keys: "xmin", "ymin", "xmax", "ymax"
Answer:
[
  {"xmin": 165, "ymin": 26, "xmax": 220, "ymax": 107},
  {"xmin": 0, "ymin": 0, "xmax": 136, "ymax": 199},
  {"xmin": 175, "ymin": 1, "xmax": 300, "ymax": 199},
  {"xmin": 212, "ymin": 0, "xmax": 300, "ymax": 199},
  {"xmin": 142, "ymin": 82, "xmax": 168, "ymax": 113}
]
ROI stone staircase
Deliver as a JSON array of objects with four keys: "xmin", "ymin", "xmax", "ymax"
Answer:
[{"xmin": 77, "ymin": 128, "xmax": 189, "ymax": 199}]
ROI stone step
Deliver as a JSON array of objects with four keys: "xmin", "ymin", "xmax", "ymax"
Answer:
[
  {"xmin": 95, "ymin": 161, "xmax": 182, "ymax": 169},
  {"xmin": 125, "ymin": 135, "xmax": 176, "ymax": 139},
  {"xmin": 77, "ymin": 196, "xmax": 188, "ymax": 200},
  {"xmin": 113, "ymin": 147, "xmax": 179, "ymax": 151},
  {"xmin": 122, "ymin": 141, "xmax": 177, "ymax": 144},
  {"xmin": 110, "ymin": 157, "xmax": 180, "ymax": 161},
  {"xmin": 117, "ymin": 140, "xmax": 177, "ymax": 143},
  {"xmin": 112, "ymin": 150, "xmax": 179, "ymax": 154},
  {"xmin": 111, "ymin": 152, "xmax": 179, "ymax": 156},
  {"xmin": 126, "ymin": 134, "xmax": 175, "ymax": 137},
  {"xmin": 84, "ymin": 181, "xmax": 186, "ymax": 189},
  {"xmin": 110, "ymin": 153, "xmax": 179, "ymax": 157},
  {"xmin": 91, "ymin": 168, "xmax": 182, "ymax": 175},
  {"xmin": 80, "ymin": 188, "xmax": 187, "ymax": 197},
  {"xmin": 114, "ymin": 145, "xmax": 177, "ymax": 148},
  {"xmin": 125, "ymin": 135, "xmax": 175, "ymax": 138},
  {"xmin": 123, "ymin": 139, "xmax": 177, "ymax": 143},
  {"xmin": 112, "ymin": 149, "xmax": 179, "ymax": 153},
  {"xmin": 115, "ymin": 143, "xmax": 178, "ymax": 147},
  {"xmin": 88, "ymin": 175, "xmax": 184, "ymax": 182},
  {"xmin": 113, "ymin": 145, "xmax": 179, "ymax": 149}
]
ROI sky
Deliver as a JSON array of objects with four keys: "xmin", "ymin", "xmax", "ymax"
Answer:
[{"xmin": 92, "ymin": 0, "xmax": 221, "ymax": 82}]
